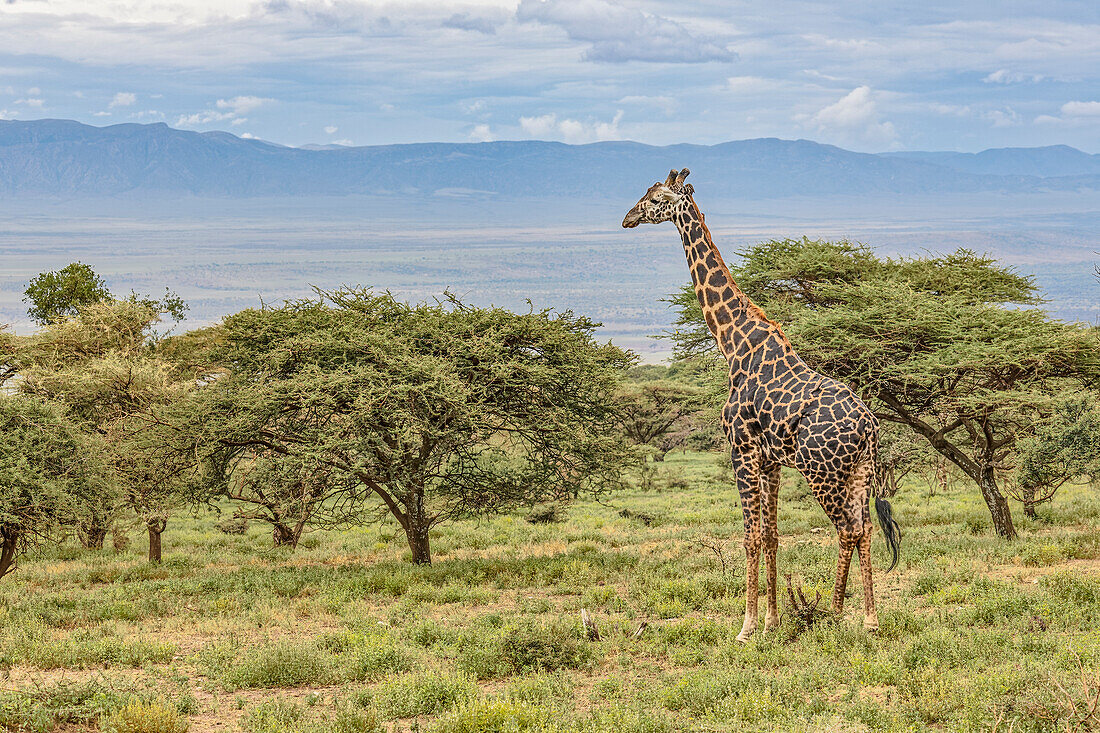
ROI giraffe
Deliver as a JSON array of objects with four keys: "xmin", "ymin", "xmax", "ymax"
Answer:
[{"xmin": 623, "ymin": 168, "xmax": 901, "ymax": 642}]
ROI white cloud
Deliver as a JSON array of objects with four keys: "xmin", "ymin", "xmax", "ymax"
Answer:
[
  {"xmin": 109, "ymin": 91, "xmax": 136, "ymax": 107},
  {"xmin": 516, "ymin": 0, "xmax": 736, "ymax": 63},
  {"xmin": 519, "ymin": 110, "xmax": 623, "ymax": 144},
  {"xmin": 1061, "ymin": 100, "xmax": 1100, "ymax": 117},
  {"xmin": 983, "ymin": 69, "xmax": 1043, "ymax": 84},
  {"xmin": 1035, "ymin": 100, "xmax": 1100, "ymax": 126},
  {"xmin": 984, "ymin": 108, "xmax": 1020, "ymax": 127},
  {"xmin": 14, "ymin": 97, "xmax": 44, "ymax": 107},
  {"xmin": 617, "ymin": 95, "xmax": 675, "ymax": 115},
  {"xmin": 92, "ymin": 110, "xmax": 111, "ymax": 117},
  {"xmin": 177, "ymin": 95, "xmax": 272, "ymax": 128},
  {"xmin": 240, "ymin": 132, "xmax": 256, "ymax": 139},
  {"xmin": 26, "ymin": 86, "xmax": 40, "ymax": 95},
  {"xmin": 324, "ymin": 125, "xmax": 338, "ymax": 134},
  {"xmin": 176, "ymin": 110, "xmax": 234, "ymax": 126},
  {"xmin": 216, "ymin": 95, "xmax": 271, "ymax": 115},
  {"xmin": 468, "ymin": 123, "xmax": 493, "ymax": 142},
  {"xmin": 807, "ymin": 86, "xmax": 897, "ymax": 148},
  {"xmin": 333, "ymin": 138, "xmax": 353, "ymax": 146}
]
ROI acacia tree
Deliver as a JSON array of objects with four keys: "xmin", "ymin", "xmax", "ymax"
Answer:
[
  {"xmin": 1013, "ymin": 398, "xmax": 1100, "ymax": 518},
  {"xmin": 0, "ymin": 394, "xmax": 99, "ymax": 580},
  {"xmin": 180, "ymin": 289, "xmax": 632, "ymax": 564},
  {"xmin": 668, "ymin": 239, "xmax": 1100, "ymax": 538},
  {"xmin": 23, "ymin": 262, "xmax": 111, "ymax": 325},
  {"xmin": 23, "ymin": 261, "xmax": 187, "ymax": 327},
  {"xmin": 10, "ymin": 300, "xmax": 197, "ymax": 557},
  {"xmin": 223, "ymin": 456, "xmax": 362, "ymax": 548},
  {"xmin": 617, "ymin": 376, "xmax": 704, "ymax": 461}
]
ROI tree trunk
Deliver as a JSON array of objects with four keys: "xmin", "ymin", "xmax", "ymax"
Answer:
[
  {"xmin": 147, "ymin": 517, "xmax": 167, "ymax": 563},
  {"xmin": 272, "ymin": 523, "xmax": 302, "ymax": 548},
  {"xmin": 404, "ymin": 488, "xmax": 432, "ymax": 565},
  {"xmin": 978, "ymin": 466, "xmax": 1017, "ymax": 539},
  {"xmin": 0, "ymin": 528, "xmax": 19, "ymax": 580},
  {"xmin": 79, "ymin": 519, "xmax": 108, "ymax": 549}
]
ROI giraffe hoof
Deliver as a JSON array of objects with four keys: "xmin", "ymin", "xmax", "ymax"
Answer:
[
  {"xmin": 864, "ymin": 621, "xmax": 879, "ymax": 634},
  {"xmin": 736, "ymin": 628, "xmax": 755, "ymax": 644}
]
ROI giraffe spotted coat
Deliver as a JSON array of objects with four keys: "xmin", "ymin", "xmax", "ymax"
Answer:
[{"xmin": 623, "ymin": 169, "xmax": 900, "ymax": 642}]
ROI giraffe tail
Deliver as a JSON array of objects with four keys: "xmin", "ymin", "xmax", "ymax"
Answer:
[{"xmin": 867, "ymin": 434, "xmax": 901, "ymax": 572}]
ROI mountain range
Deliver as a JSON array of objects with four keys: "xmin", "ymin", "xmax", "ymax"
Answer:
[{"xmin": 2, "ymin": 118, "xmax": 1099, "ymax": 199}]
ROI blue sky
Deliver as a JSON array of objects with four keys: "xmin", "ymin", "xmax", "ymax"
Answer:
[{"xmin": 0, "ymin": 0, "xmax": 1097, "ymax": 151}]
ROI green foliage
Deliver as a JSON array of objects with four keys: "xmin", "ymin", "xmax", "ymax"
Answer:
[
  {"xmin": 103, "ymin": 698, "xmax": 189, "ymax": 733},
  {"xmin": 458, "ymin": 618, "xmax": 593, "ymax": 680},
  {"xmin": 429, "ymin": 700, "xmax": 552, "ymax": 733},
  {"xmin": 1013, "ymin": 397, "xmax": 1100, "ymax": 510},
  {"xmin": 0, "ymin": 393, "xmax": 99, "ymax": 579},
  {"xmin": 23, "ymin": 262, "xmax": 111, "ymax": 325},
  {"xmin": 365, "ymin": 671, "xmax": 477, "ymax": 719},
  {"xmin": 617, "ymin": 368, "xmax": 708, "ymax": 458},
  {"xmin": 0, "ymin": 679, "xmax": 129, "ymax": 732},
  {"xmin": 218, "ymin": 639, "xmax": 332, "ymax": 689},
  {"xmin": 241, "ymin": 698, "xmax": 304, "ymax": 733},
  {"xmin": 7, "ymin": 298, "xmax": 202, "ymax": 556},
  {"xmin": 184, "ymin": 288, "xmax": 633, "ymax": 563}
]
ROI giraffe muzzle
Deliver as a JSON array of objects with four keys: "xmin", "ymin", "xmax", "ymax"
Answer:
[{"xmin": 622, "ymin": 210, "xmax": 642, "ymax": 228}]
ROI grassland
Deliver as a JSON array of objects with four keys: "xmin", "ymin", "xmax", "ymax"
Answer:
[{"xmin": 1, "ymin": 451, "xmax": 1099, "ymax": 732}]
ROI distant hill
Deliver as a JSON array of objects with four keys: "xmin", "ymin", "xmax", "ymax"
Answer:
[{"xmin": 2, "ymin": 118, "xmax": 1098, "ymax": 199}]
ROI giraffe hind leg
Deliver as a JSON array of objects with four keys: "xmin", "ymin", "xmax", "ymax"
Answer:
[{"xmin": 851, "ymin": 458, "xmax": 878, "ymax": 631}]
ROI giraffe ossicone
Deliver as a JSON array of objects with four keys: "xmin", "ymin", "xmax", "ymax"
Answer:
[{"xmin": 623, "ymin": 169, "xmax": 902, "ymax": 642}]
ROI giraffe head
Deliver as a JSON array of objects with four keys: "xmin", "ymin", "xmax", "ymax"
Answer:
[{"xmin": 622, "ymin": 168, "xmax": 693, "ymax": 228}]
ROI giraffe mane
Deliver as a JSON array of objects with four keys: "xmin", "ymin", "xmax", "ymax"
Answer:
[{"xmin": 686, "ymin": 197, "xmax": 793, "ymax": 348}]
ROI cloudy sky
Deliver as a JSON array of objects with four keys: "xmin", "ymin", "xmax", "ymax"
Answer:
[{"xmin": 1, "ymin": 0, "xmax": 1097, "ymax": 151}]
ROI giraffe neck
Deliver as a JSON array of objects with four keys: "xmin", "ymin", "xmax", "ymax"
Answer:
[{"xmin": 672, "ymin": 198, "xmax": 786, "ymax": 364}]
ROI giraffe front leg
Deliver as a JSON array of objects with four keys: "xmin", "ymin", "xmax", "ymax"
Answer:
[
  {"xmin": 762, "ymin": 464, "xmax": 781, "ymax": 633},
  {"xmin": 733, "ymin": 452, "xmax": 762, "ymax": 644}
]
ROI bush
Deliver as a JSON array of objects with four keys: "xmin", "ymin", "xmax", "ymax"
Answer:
[
  {"xmin": 340, "ymin": 634, "xmax": 414, "ymax": 681},
  {"xmin": 215, "ymin": 517, "xmax": 249, "ymax": 535},
  {"xmin": 367, "ymin": 671, "xmax": 477, "ymax": 719},
  {"xmin": 103, "ymin": 699, "xmax": 189, "ymax": 733},
  {"xmin": 457, "ymin": 619, "xmax": 593, "ymax": 680},
  {"xmin": 241, "ymin": 698, "xmax": 302, "ymax": 733},
  {"xmin": 429, "ymin": 700, "xmax": 552, "ymax": 733},
  {"xmin": 222, "ymin": 640, "xmax": 331, "ymax": 689}
]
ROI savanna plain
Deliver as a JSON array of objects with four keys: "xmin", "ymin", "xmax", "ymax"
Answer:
[{"xmin": 2, "ymin": 453, "xmax": 1099, "ymax": 733}]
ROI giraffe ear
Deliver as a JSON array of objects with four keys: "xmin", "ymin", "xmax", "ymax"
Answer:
[
  {"xmin": 675, "ymin": 168, "xmax": 690, "ymax": 187},
  {"xmin": 664, "ymin": 169, "xmax": 679, "ymax": 187}
]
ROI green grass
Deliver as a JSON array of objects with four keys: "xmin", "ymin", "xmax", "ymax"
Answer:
[{"xmin": 1, "ymin": 451, "xmax": 1099, "ymax": 731}]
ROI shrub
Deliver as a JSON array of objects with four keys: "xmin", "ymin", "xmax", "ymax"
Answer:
[
  {"xmin": 103, "ymin": 698, "xmax": 189, "ymax": 733},
  {"xmin": 222, "ymin": 640, "xmax": 331, "ymax": 689},
  {"xmin": 429, "ymin": 700, "xmax": 552, "ymax": 733},
  {"xmin": 340, "ymin": 634, "xmax": 414, "ymax": 681},
  {"xmin": 241, "ymin": 698, "xmax": 303, "ymax": 733},
  {"xmin": 367, "ymin": 671, "xmax": 477, "ymax": 719},
  {"xmin": 458, "ymin": 619, "xmax": 593, "ymax": 680}
]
